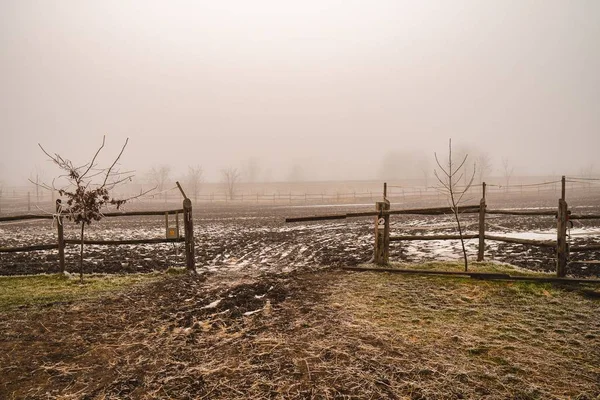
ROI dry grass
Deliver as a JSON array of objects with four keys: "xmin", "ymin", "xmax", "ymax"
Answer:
[{"xmin": 1, "ymin": 267, "xmax": 599, "ymax": 399}]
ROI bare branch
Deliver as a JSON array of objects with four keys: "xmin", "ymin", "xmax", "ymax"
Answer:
[
  {"xmin": 80, "ymin": 135, "xmax": 106, "ymax": 179},
  {"xmin": 101, "ymin": 137, "xmax": 129, "ymax": 188}
]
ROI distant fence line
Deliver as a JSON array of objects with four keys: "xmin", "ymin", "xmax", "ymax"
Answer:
[{"xmin": 2, "ymin": 177, "xmax": 600, "ymax": 213}]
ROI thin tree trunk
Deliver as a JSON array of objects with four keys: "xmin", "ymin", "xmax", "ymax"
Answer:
[{"xmin": 80, "ymin": 223, "xmax": 85, "ymax": 282}]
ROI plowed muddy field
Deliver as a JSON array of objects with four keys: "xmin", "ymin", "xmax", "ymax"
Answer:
[{"xmin": 1, "ymin": 190, "xmax": 600, "ymax": 277}]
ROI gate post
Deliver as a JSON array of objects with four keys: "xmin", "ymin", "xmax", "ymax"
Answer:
[
  {"xmin": 557, "ymin": 176, "xmax": 568, "ymax": 277},
  {"xmin": 183, "ymin": 198, "xmax": 195, "ymax": 272},
  {"xmin": 477, "ymin": 182, "xmax": 486, "ymax": 262},
  {"xmin": 56, "ymin": 199, "xmax": 65, "ymax": 273},
  {"xmin": 374, "ymin": 199, "xmax": 390, "ymax": 265}
]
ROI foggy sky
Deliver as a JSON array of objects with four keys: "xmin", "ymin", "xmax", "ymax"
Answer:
[{"xmin": 1, "ymin": 0, "xmax": 599, "ymax": 185}]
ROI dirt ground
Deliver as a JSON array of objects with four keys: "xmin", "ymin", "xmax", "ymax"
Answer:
[
  {"xmin": 1, "ymin": 269, "xmax": 599, "ymax": 399},
  {"xmin": 1, "ymin": 188, "xmax": 600, "ymax": 278}
]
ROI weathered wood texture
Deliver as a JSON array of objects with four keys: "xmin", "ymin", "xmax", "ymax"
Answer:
[
  {"xmin": 486, "ymin": 209, "xmax": 557, "ymax": 216},
  {"xmin": 390, "ymin": 234, "xmax": 479, "ymax": 241},
  {"xmin": 478, "ymin": 184, "xmax": 486, "ymax": 262},
  {"xmin": 56, "ymin": 200, "xmax": 65, "ymax": 272},
  {"xmin": 374, "ymin": 200, "xmax": 390, "ymax": 265},
  {"xmin": 0, "ymin": 209, "xmax": 185, "ymax": 223},
  {"xmin": 183, "ymin": 198, "xmax": 195, "ymax": 271},
  {"xmin": 485, "ymin": 234, "xmax": 555, "ymax": 248},
  {"xmin": 569, "ymin": 214, "xmax": 600, "ymax": 220},
  {"xmin": 385, "ymin": 205, "xmax": 480, "ymax": 216},
  {"xmin": 557, "ymin": 199, "xmax": 569, "ymax": 277},
  {"xmin": 63, "ymin": 238, "xmax": 185, "ymax": 246},
  {"xmin": 0, "ymin": 244, "xmax": 59, "ymax": 253}
]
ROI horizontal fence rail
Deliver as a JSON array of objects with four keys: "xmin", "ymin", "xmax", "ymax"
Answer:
[
  {"xmin": 390, "ymin": 234, "xmax": 479, "ymax": 241},
  {"xmin": 0, "ymin": 209, "xmax": 185, "ymax": 223}
]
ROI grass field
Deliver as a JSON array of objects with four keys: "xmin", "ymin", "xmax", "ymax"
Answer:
[{"xmin": 1, "ymin": 263, "xmax": 599, "ymax": 399}]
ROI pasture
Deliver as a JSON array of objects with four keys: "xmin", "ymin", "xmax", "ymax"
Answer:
[{"xmin": 1, "ymin": 184, "xmax": 600, "ymax": 398}]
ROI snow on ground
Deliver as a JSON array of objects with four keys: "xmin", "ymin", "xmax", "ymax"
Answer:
[{"xmin": 1, "ymin": 202, "xmax": 600, "ymax": 277}]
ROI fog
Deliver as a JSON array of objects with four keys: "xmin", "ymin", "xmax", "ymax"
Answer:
[{"xmin": 1, "ymin": 1, "xmax": 599, "ymax": 186}]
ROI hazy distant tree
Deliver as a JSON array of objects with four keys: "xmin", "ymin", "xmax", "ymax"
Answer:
[
  {"xmin": 149, "ymin": 165, "xmax": 171, "ymax": 199},
  {"xmin": 417, "ymin": 157, "xmax": 431, "ymax": 188},
  {"xmin": 501, "ymin": 158, "xmax": 514, "ymax": 192},
  {"xmin": 185, "ymin": 165, "xmax": 203, "ymax": 202},
  {"xmin": 287, "ymin": 164, "xmax": 305, "ymax": 182},
  {"xmin": 380, "ymin": 151, "xmax": 432, "ymax": 181},
  {"xmin": 35, "ymin": 136, "xmax": 149, "ymax": 282},
  {"xmin": 29, "ymin": 165, "xmax": 46, "ymax": 204},
  {"xmin": 241, "ymin": 157, "xmax": 261, "ymax": 183},
  {"xmin": 476, "ymin": 153, "xmax": 493, "ymax": 184},
  {"xmin": 222, "ymin": 167, "xmax": 241, "ymax": 200},
  {"xmin": 434, "ymin": 139, "xmax": 476, "ymax": 272}
]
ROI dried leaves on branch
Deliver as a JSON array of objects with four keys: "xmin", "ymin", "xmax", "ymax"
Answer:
[{"xmin": 35, "ymin": 136, "xmax": 152, "ymax": 281}]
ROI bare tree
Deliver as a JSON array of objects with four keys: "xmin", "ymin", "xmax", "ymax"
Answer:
[
  {"xmin": 241, "ymin": 157, "xmax": 261, "ymax": 183},
  {"xmin": 185, "ymin": 165, "xmax": 203, "ymax": 202},
  {"xmin": 501, "ymin": 157, "xmax": 514, "ymax": 192},
  {"xmin": 287, "ymin": 164, "xmax": 305, "ymax": 182},
  {"xmin": 35, "ymin": 136, "xmax": 150, "ymax": 282},
  {"xmin": 476, "ymin": 153, "xmax": 493, "ymax": 184},
  {"xmin": 434, "ymin": 139, "xmax": 476, "ymax": 272},
  {"xmin": 29, "ymin": 165, "xmax": 47, "ymax": 204},
  {"xmin": 222, "ymin": 167, "xmax": 240, "ymax": 200},
  {"xmin": 149, "ymin": 165, "xmax": 171, "ymax": 199}
]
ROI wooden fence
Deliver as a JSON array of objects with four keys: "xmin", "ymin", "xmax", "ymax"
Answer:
[
  {"xmin": 0, "ymin": 199, "xmax": 195, "ymax": 273},
  {"xmin": 286, "ymin": 177, "xmax": 600, "ymax": 278}
]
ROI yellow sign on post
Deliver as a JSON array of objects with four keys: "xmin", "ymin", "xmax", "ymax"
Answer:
[
  {"xmin": 165, "ymin": 212, "xmax": 180, "ymax": 239},
  {"xmin": 167, "ymin": 227, "xmax": 178, "ymax": 239}
]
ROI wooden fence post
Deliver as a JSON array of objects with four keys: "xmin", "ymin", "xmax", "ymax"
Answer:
[
  {"xmin": 374, "ymin": 200, "xmax": 390, "ymax": 265},
  {"xmin": 557, "ymin": 176, "xmax": 568, "ymax": 277},
  {"xmin": 183, "ymin": 198, "xmax": 195, "ymax": 271},
  {"xmin": 56, "ymin": 199, "xmax": 65, "ymax": 273},
  {"xmin": 477, "ymin": 182, "xmax": 486, "ymax": 262}
]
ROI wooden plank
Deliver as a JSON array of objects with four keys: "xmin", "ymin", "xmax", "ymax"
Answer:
[
  {"xmin": 385, "ymin": 205, "xmax": 480, "ymax": 216},
  {"xmin": 285, "ymin": 215, "xmax": 348, "ymax": 223},
  {"xmin": 102, "ymin": 209, "xmax": 184, "ymax": 217},
  {"xmin": 478, "ymin": 193, "xmax": 486, "ymax": 262},
  {"xmin": 390, "ymin": 234, "xmax": 479, "ymax": 241},
  {"xmin": 341, "ymin": 267, "xmax": 600, "ymax": 284},
  {"xmin": 64, "ymin": 238, "xmax": 185, "ymax": 245},
  {"xmin": 0, "ymin": 214, "xmax": 53, "ymax": 222},
  {"xmin": 374, "ymin": 200, "xmax": 390, "ymax": 265},
  {"xmin": 183, "ymin": 198, "xmax": 195, "ymax": 271},
  {"xmin": 0, "ymin": 244, "xmax": 59, "ymax": 253},
  {"xmin": 485, "ymin": 234, "xmax": 556, "ymax": 248},
  {"xmin": 486, "ymin": 209, "xmax": 557, "ymax": 216},
  {"xmin": 56, "ymin": 200, "xmax": 65, "ymax": 273},
  {"xmin": 0, "ymin": 209, "xmax": 185, "ymax": 223},
  {"xmin": 345, "ymin": 211, "xmax": 380, "ymax": 218},
  {"xmin": 557, "ymin": 199, "xmax": 568, "ymax": 277},
  {"xmin": 569, "ymin": 214, "xmax": 600, "ymax": 220}
]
